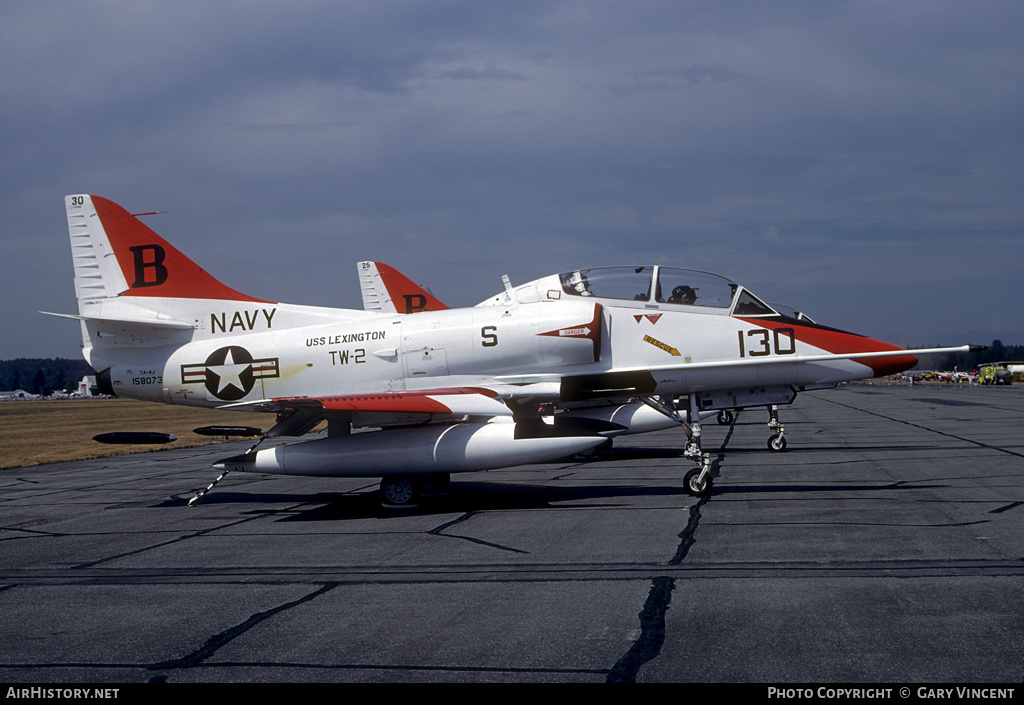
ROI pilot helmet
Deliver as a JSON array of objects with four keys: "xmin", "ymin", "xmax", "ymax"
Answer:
[
  {"xmin": 566, "ymin": 271, "xmax": 590, "ymax": 295},
  {"xmin": 672, "ymin": 285, "xmax": 697, "ymax": 304}
]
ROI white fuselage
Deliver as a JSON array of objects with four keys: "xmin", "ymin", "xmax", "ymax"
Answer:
[{"xmin": 90, "ymin": 292, "xmax": 882, "ymax": 412}]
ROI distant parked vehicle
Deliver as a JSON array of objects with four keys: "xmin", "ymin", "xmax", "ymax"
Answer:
[{"xmin": 978, "ymin": 364, "xmax": 1012, "ymax": 385}]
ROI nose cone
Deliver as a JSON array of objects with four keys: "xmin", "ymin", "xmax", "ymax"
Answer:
[
  {"xmin": 806, "ymin": 326, "xmax": 918, "ymax": 376},
  {"xmin": 863, "ymin": 350, "xmax": 918, "ymax": 377}
]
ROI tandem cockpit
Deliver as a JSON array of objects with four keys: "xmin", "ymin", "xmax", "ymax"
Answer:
[{"xmin": 480, "ymin": 265, "xmax": 777, "ymax": 317}]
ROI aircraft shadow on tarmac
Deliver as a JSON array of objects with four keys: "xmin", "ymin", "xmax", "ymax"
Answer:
[
  {"xmin": 584, "ymin": 447, "xmax": 685, "ymax": 460},
  {"xmin": 158, "ymin": 467, "xmax": 947, "ymax": 520},
  {"xmin": 720, "ymin": 444, "xmax": 955, "ymax": 454},
  {"xmin": 160, "ymin": 481, "xmax": 695, "ymax": 519},
  {"xmin": 707, "ymin": 481, "xmax": 949, "ymax": 496}
]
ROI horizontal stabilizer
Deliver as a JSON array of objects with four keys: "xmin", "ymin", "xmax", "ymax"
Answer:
[{"xmin": 41, "ymin": 311, "xmax": 195, "ymax": 330}]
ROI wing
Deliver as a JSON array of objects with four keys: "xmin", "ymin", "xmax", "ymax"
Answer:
[
  {"xmin": 224, "ymin": 387, "xmax": 512, "ymax": 436},
  {"xmin": 494, "ymin": 344, "xmax": 981, "ymax": 404}
]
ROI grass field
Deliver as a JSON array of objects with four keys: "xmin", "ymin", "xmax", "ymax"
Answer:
[{"xmin": 0, "ymin": 399, "xmax": 279, "ymax": 469}]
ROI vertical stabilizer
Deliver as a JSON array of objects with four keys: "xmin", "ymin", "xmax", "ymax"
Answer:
[
  {"xmin": 356, "ymin": 261, "xmax": 448, "ymax": 314},
  {"xmin": 62, "ymin": 194, "xmax": 281, "ymax": 367},
  {"xmin": 66, "ymin": 194, "xmax": 270, "ymax": 307}
]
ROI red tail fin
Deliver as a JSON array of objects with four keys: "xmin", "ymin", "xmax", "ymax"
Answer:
[
  {"xmin": 90, "ymin": 195, "xmax": 270, "ymax": 303},
  {"xmin": 357, "ymin": 260, "xmax": 448, "ymax": 313}
]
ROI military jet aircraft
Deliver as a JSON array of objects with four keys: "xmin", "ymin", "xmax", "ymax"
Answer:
[{"xmin": 47, "ymin": 195, "xmax": 977, "ymax": 506}]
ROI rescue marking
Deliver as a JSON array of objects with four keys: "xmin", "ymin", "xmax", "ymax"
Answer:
[{"xmin": 643, "ymin": 335, "xmax": 681, "ymax": 356}]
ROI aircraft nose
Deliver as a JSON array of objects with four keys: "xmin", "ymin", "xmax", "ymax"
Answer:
[
  {"xmin": 865, "ymin": 351, "xmax": 918, "ymax": 377},
  {"xmin": 750, "ymin": 318, "xmax": 920, "ymax": 377},
  {"xmin": 822, "ymin": 330, "xmax": 919, "ymax": 377},
  {"xmin": 740, "ymin": 316, "xmax": 922, "ymax": 376}
]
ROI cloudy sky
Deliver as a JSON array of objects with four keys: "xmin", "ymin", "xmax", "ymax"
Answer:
[{"xmin": 4, "ymin": 1, "xmax": 1022, "ymax": 359}]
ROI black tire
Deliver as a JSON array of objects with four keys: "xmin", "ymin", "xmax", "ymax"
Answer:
[
  {"xmin": 717, "ymin": 410, "xmax": 734, "ymax": 425},
  {"xmin": 380, "ymin": 476, "xmax": 420, "ymax": 508},
  {"xmin": 768, "ymin": 434, "xmax": 787, "ymax": 452},
  {"xmin": 684, "ymin": 468, "xmax": 712, "ymax": 497}
]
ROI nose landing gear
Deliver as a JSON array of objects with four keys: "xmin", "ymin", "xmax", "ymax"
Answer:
[
  {"xmin": 767, "ymin": 405, "xmax": 787, "ymax": 452},
  {"xmin": 641, "ymin": 395, "xmax": 714, "ymax": 498},
  {"xmin": 684, "ymin": 466, "xmax": 713, "ymax": 497}
]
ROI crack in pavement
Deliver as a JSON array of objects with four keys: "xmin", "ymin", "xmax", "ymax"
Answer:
[
  {"xmin": 147, "ymin": 582, "xmax": 338, "ymax": 677},
  {"xmin": 605, "ymin": 411, "xmax": 738, "ymax": 682},
  {"xmin": 430, "ymin": 511, "xmax": 530, "ymax": 554},
  {"xmin": 606, "ymin": 576, "xmax": 676, "ymax": 683}
]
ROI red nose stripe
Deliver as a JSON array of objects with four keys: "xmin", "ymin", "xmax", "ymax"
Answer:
[{"xmin": 737, "ymin": 317, "xmax": 918, "ymax": 376}]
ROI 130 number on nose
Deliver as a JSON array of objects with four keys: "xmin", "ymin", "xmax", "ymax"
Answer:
[{"xmin": 738, "ymin": 327, "xmax": 796, "ymax": 357}]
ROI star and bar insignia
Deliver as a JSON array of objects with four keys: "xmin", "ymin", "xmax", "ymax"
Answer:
[{"xmin": 181, "ymin": 345, "xmax": 279, "ymax": 401}]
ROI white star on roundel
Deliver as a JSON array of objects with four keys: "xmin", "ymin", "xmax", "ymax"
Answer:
[{"xmin": 207, "ymin": 348, "xmax": 252, "ymax": 397}]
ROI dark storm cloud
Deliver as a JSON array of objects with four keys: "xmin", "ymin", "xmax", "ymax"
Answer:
[{"xmin": 3, "ymin": 1, "xmax": 1023, "ymax": 358}]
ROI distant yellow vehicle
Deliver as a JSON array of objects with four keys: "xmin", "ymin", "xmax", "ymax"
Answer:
[{"xmin": 978, "ymin": 364, "xmax": 1012, "ymax": 385}]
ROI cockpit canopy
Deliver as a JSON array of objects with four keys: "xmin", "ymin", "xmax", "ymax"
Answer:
[{"xmin": 558, "ymin": 266, "xmax": 775, "ymax": 315}]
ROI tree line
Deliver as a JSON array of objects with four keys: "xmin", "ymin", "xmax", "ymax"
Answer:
[
  {"xmin": 0, "ymin": 358, "xmax": 95, "ymax": 395},
  {"xmin": 915, "ymin": 340, "xmax": 1024, "ymax": 372}
]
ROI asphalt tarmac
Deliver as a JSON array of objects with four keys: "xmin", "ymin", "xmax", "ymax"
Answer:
[{"xmin": 2, "ymin": 382, "xmax": 1023, "ymax": 684}]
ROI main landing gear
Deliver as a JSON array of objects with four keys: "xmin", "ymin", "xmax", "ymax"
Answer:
[
  {"xmin": 715, "ymin": 405, "xmax": 789, "ymax": 452},
  {"xmin": 644, "ymin": 397, "xmax": 792, "ymax": 498},
  {"xmin": 379, "ymin": 473, "xmax": 450, "ymax": 509}
]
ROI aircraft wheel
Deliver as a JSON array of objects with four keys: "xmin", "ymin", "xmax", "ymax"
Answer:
[
  {"xmin": 716, "ymin": 410, "xmax": 734, "ymax": 425},
  {"xmin": 768, "ymin": 434, "xmax": 787, "ymax": 452},
  {"xmin": 380, "ymin": 476, "xmax": 420, "ymax": 508},
  {"xmin": 684, "ymin": 468, "xmax": 712, "ymax": 497},
  {"xmin": 574, "ymin": 439, "xmax": 613, "ymax": 460}
]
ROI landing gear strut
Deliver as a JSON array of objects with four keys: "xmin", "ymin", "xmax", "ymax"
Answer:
[
  {"xmin": 641, "ymin": 395, "xmax": 713, "ymax": 498},
  {"xmin": 767, "ymin": 405, "xmax": 787, "ymax": 452}
]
